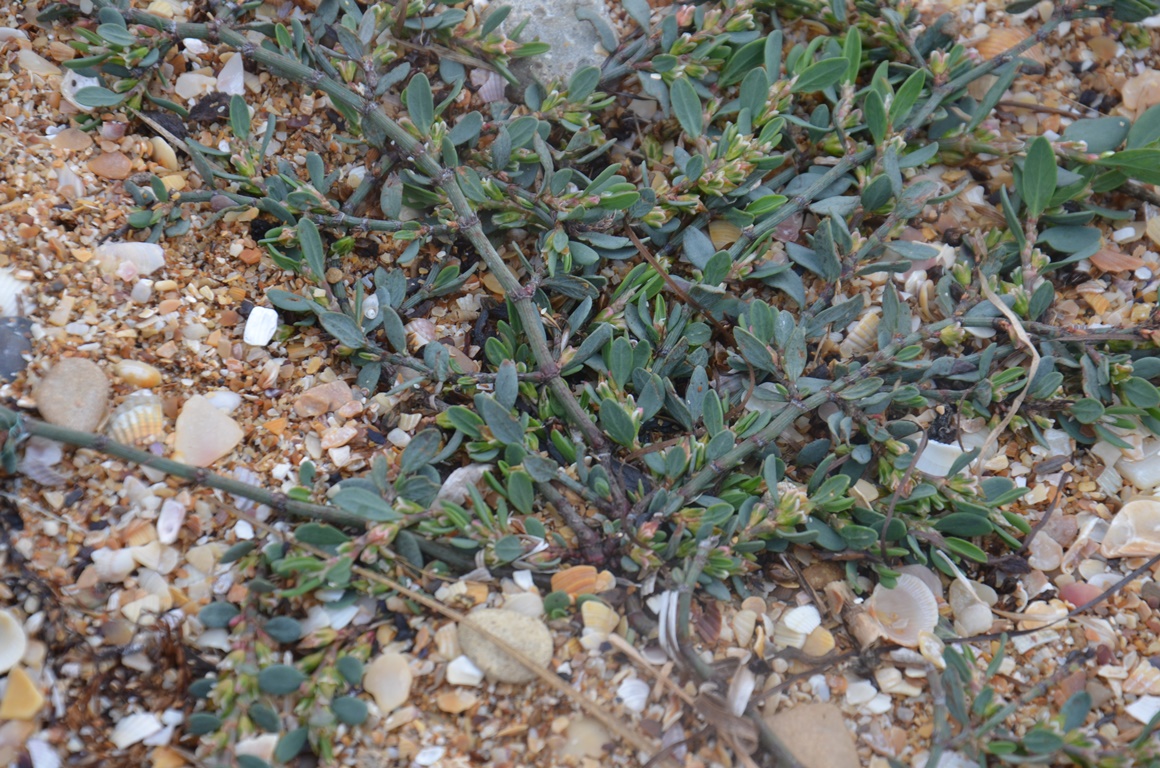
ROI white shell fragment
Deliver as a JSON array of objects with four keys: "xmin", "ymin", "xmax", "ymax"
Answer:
[
  {"xmin": 173, "ymin": 395, "xmax": 244, "ymax": 467},
  {"xmin": 446, "ymin": 655, "xmax": 485, "ymax": 687},
  {"xmin": 436, "ymin": 464, "xmax": 491, "ymax": 505},
  {"xmin": 0, "ymin": 609, "xmax": 28, "ymax": 674},
  {"xmin": 156, "ymin": 499, "xmax": 187, "ymax": 545},
  {"xmin": 1101, "ymin": 497, "xmax": 1160, "ymax": 558},
  {"xmin": 110, "ymin": 712, "xmax": 164, "ymax": 748},
  {"xmin": 243, "ymin": 306, "xmax": 279, "ymax": 346},
  {"xmin": 867, "ymin": 574, "xmax": 939, "ymax": 647},
  {"xmin": 217, "ymin": 53, "xmax": 246, "ymax": 95},
  {"xmin": 95, "ymin": 242, "xmax": 167, "ymax": 278},
  {"xmin": 914, "ymin": 440, "xmax": 966, "ymax": 478}
]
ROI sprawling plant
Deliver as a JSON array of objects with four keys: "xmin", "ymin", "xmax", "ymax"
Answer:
[{"xmin": 21, "ymin": 0, "xmax": 1160, "ymax": 762}]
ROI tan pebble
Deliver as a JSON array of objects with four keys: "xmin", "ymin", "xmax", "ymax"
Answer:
[
  {"xmin": 320, "ymin": 425, "xmax": 358, "ymax": 449},
  {"xmin": 436, "ymin": 689, "xmax": 478, "ymax": 714},
  {"xmin": 161, "ymin": 175, "xmax": 186, "ymax": 192},
  {"xmin": 1123, "ymin": 70, "xmax": 1160, "ymax": 114},
  {"xmin": 46, "ymin": 40, "xmax": 77, "ymax": 62},
  {"xmin": 150, "ymin": 746, "xmax": 188, "ymax": 768},
  {"xmin": 114, "ymin": 360, "xmax": 163, "ymax": 388},
  {"xmin": 481, "ymin": 272, "xmax": 504, "ymax": 296},
  {"xmin": 173, "ymin": 395, "xmax": 243, "ymax": 467},
  {"xmin": 51, "ymin": 127, "xmax": 93, "ymax": 152},
  {"xmin": 89, "ymin": 151, "xmax": 132, "ymax": 180},
  {"xmin": 293, "ymin": 380, "xmax": 354, "ymax": 417},
  {"xmin": 458, "ymin": 608, "xmax": 553, "ymax": 684},
  {"xmin": 150, "ymin": 137, "xmax": 179, "ymax": 171},
  {"xmin": 35, "ymin": 357, "xmax": 110, "ymax": 432},
  {"xmin": 0, "ymin": 668, "xmax": 44, "ymax": 720},
  {"xmin": 560, "ymin": 716, "xmax": 610, "ymax": 759},
  {"xmin": 740, "ymin": 596, "xmax": 767, "ymax": 615}
]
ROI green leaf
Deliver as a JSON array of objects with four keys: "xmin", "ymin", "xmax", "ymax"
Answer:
[
  {"xmin": 220, "ymin": 541, "xmax": 257, "ymax": 564},
  {"xmin": 405, "ymin": 73, "xmax": 434, "ymax": 136},
  {"xmin": 333, "ymin": 486, "xmax": 401, "ymax": 521},
  {"xmin": 332, "ymin": 696, "xmax": 369, "ymax": 725},
  {"xmin": 734, "ymin": 328, "xmax": 775, "ymax": 372},
  {"xmin": 1097, "ymin": 149, "xmax": 1160, "ymax": 185},
  {"xmin": 1123, "ymin": 377, "xmax": 1160, "ymax": 408},
  {"xmin": 187, "ymin": 713, "xmax": 222, "ymax": 735},
  {"xmin": 1061, "ymin": 691, "xmax": 1092, "ymax": 731},
  {"xmin": 1070, "ymin": 397, "xmax": 1105, "ymax": 424},
  {"xmin": 1063, "ymin": 116, "xmax": 1130, "ymax": 154},
  {"xmin": 229, "ymin": 94, "xmax": 250, "ymax": 141},
  {"xmin": 933, "ymin": 513, "xmax": 994, "ymax": 537},
  {"xmin": 888, "ymin": 70, "xmax": 925, "ymax": 126},
  {"xmin": 843, "ymin": 28, "xmax": 861, "ymax": 85},
  {"xmin": 274, "ymin": 727, "xmax": 309, "ymax": 763},
  {"xmin": 670, "ymin": 75, "xmax": 703, "ymax": 140},
  {"xmin": 864, "ymin": 90, "xmax": 887, "ymax": 146},
  {"xmin": 943, "ymin": 537, "xmax": 989, "ymax": 563},
  {"xmin": 507, "ymin": 470, "xmax": 534, "ymax": 515},
  {"xmin": 400, "ymin": 428, "xmax": 442, "ymax": 474},
  {"xmin": 318, "ymin": 311, "xmax": 366, "ymax": 349},
  {"xmin": 97, "ymin": 22, "xmax": 136, "ymax": 47},
  {"xmin": 72, "ymin": 86, "xmax": 126, "ymax": 108},
  {"xmin": 449, "ymin": 111, "xmax": 483, "ymax": 145},
  {"xmin": 493, "ymin": 534, "xmax": 525, "ymax": 563},
  {"xmin": 199, "ymin": 602, "xmax": 239, "ymax": 628},
  {"xmin": 1020, "ymin": 136, "xmax": 1057, "ymax": 219},
  {"xmin": 1022, "ymin": 727, "xmax": 1064, "ymax": 755},
  {"xmin": 478, "ymin": 395, "xmax": 524, "ymax": 445},
  {"xmin": 298, "ymin": 218, "xmax": 326, "ymax": 283},
  {"xmin": 337, "ymin": 656, "xmax": 364, "ymax": 686},
  {"xmin": 1128, "ymin": 104, "xmax": 1160, "ymax": 148},
  {"xmin": 295, "ymin": 523, "xmax": 351, "ymax": 546},
  {"xmin": 568, "ymin": 65, "xmax": 601, "ymax": 101},
  {"xmin": 791, "ymin": 57, "xmax": 848, "ymax": 93},
  {"xmin": 258, "ymin": 664, "xmax": 306, "ymax": 695},
  {"xmin": 264, "ymin": 616, "xmax": 303, "ymax": 643},
  {"xmin": 600, "ymin": 398, "xmax": 638, "ymax": 447}
]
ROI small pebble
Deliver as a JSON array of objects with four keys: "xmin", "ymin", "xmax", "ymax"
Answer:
[
  {"xmin": 34, "ymin": 357, "xmax": 110, "ymax": 432},
  {"xmin": 0, "ymin": 317, "xmax": 33, "ymax": 381},
  {"xmin": 173, "ymin": 395, "xmax": 244, "ymax": 467},
  {"xmin": 88, "ymin": 151, "xmax": 132, "ymax": 180},
  {"xmin": 363, "ymin": 652, "xmax": 412, "ymax": 714},
  {"xmin": 457, "ymin": 608, "xmax": 553, "ymax": 684}
]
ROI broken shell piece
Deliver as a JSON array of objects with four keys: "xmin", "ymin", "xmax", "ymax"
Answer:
[
  {"xmin": 552, "ymin": 565, "xmax": 598, "ymax": 597},
  {"xmin": 709, "ymin": 219, "xmax": 742, "ymax": 249},
  {"xmin": 917, "ymin": 631, "xmax": 946, "ymax": 670},
  {"xmin": 773, "ymin": 605, "xmax": 821, "ymax": 649},
  {"xmin": 867, "ymin": 574, "xmax": 939, "ymax": 647},
  {"xmin": 156, "ymin": 499, "xmax": 186, "ymax": 545},
  {"xmin": 0, "ymin": 609, "xmax": 28, "ymax": 674},
  {"xmin": 802, "ymin": 626, "xmax": 836, "ymax": 657},
  {"xmin": 733, "ymin": 609, "xmax": 757, "ymax": 648},
  {"xmin": 1101, "ymin": 498, "xmax": 1160, "ymax": 558},
  {"xmin": 446, "ymin": 655, "xmax": 484, "ymax": 687},
  {"xmin": 948, "ymin": 579, "xmax": 994, "ymax": 637},
  {"xmin": 243, "ymin": 306, "xmax": 279, "ymax": 347},
  {"xmin": 436, "ymin": 689, "xmax": 478, "ymax": 714},
  {"xmin": 1026, "ymin": 533, "xmax": 1063, "ymax": 571},
  {"xmin": 107, "ymin": 391, "xmax": 165, "ymax": 446},
  {"xmin": 581, "ymin": 600, "xmax": 619, "ymax": 636},
  {"xmin": 914, "ymin": 440, "xmax": 966, "ymax": 477},
  {"xmin": 875, "ymin": 666, "xmax": 923, "ymax": 697},
  {"xmin": 61, "ymin": 70, "xmax": 102, "ymax": 112},
  {"xmin": 114, "ymin": 360, "xmax": 163, "ymax": 388}
]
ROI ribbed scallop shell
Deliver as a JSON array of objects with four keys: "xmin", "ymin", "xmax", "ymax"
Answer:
[
  {"xmin": 107, "ymin": 391, "xmax": 165, "ymax": 445},
  {"xmin": 709, "ymin": 220, "xmax": 742, "ymax": 249},
  {"xmin": 867, "ymin": 574, "xmax": 939, "ymax": 647},
  {"xmin": 838, "ymin": 310, "xmax": 880, "ymax": 359},
  {"xmin": 581, "ymin": 600, "xmax": 619, "ymax": 635},
  {"xmin": 552, "ymin": 565, "xmax": 598, "ymax": 597}
]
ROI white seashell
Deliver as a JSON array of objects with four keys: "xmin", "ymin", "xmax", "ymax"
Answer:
[
  {"xmin": 398, "ymin": 412, "xmax": 422, "ymax": 431},
  {"xmin": 405, "ymin": 318, "xmax": 439, "ymax": 350},
  {"xmin": 727, "ymin": 665, "xmax": 756, "ymax": 716},
  {"xmin": 244, "ymin": 306, "xmax": 279, "ymax": 346},
  {"xmin": 867, "ymin": 574, "xmax": 939, "ymax": 647},
  {"xmin": 364, "ymin": 653, "xmax": 413, "ymax": 714},
  {"xmin": 954, "ymin": 601, "xmax": 994, "ymax": 636},
  {"xmin": 502, "ymin": 591, "xmax": 544, "ymax": 618},
  {"xmin": 174, "ymin": 72, "xmax": 217, "ymax": 101},
  {"xmin": 875, "ymin": 666, "xmax": 923, "ymax": 697},
  {"xmin": 26, "ymin": 739, "xmax": 60, "ymax": 768},
  {"xmin": 1101, "ymin": 498, "xmax": 1160, "ymax": 557},
  {"xmin": 845, "ymin": 678, "xmax": 878, "ymax": 706},
  {"xmin": 205, "ymin": 390, "xmax": 243, "ymax": 415},
  {"xmin": 0, "ymin": 27, "xmax": 29, "ymax": 42},
  {"xmin": 446, "ymin": 654, "xmax": 485, "ymax": 687},
  {"xmin": 0, "ymin": 609, "xmax": 28, "ymax": 673},
  {"xmin": 92, "ymin": 547, "xmax": 137, "ymax": 582},
  {"xmin": 838, "ymin": 310, "xmax": 880, "ymax": 359},
  {"xmin": 138, "ymin": 569, "xmax": 173, "ymax": 612},
  {"xmin": 61, "ymin": 70, "xmax": 102, "ymax": 112},
  {"xmin": 616, "ymin": 677, "xmax": 650, "ymax": 713},
  {"xmin": 235, "ymin": 734, "xmax": 278, "ymax": 763},
  {"xmin": 436, "ymin": 464, "xmax": 491, "ymax": 505},
  {"xmin": 914, "ymin": 440, "xmax": 966, "ymax": 477},
  {"xmin": 0, "ymin": 267, "xmax": 29, "ymax": 317},
  {"xmin": 55, "ymin": 164, "xmax": 85, "ymax": 202},
  {"xmin": 20, "ymin": 436, "xmax": 68, "ymax": 487},
  {"xmin": 896, "ymin": 564, "xmax": 944, "ymax": 600},
  {"xmin": 581, "ymin": 600, "xmax": 619, "ymax": 635},
  {"xmin": 362, "ymin": 293, "xmax": 380, "ymax": 320},
  {"xmin": 733, "ymin": 609, "xmax": 757, "ymax": 648},
  {"xmin": 107, "ymin": 391, "xmax": 165, "ymax": 446},
  {"xmin": 917, "ymin": 631, "xmax": 946, "ymax": 670},
  {"xmin": 110, "ymin": 712, "xmax": 164, "ymax": 749},
  {"xmin": 476, "ymin": 69, "xmax": 507, "ymax": 103},
  {"xmin": 802, "ymin": 626, "xmax": 836, "ymax": 657},
  {"xmin": 156, "ymin": 499, "xmax": 186, "ymax": 545},
  {"xmin": 95, "ymin": 242, "xmax": 166, "ymax": 277}
]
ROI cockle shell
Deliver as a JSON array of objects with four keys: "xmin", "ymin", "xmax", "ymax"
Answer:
[
  {"xmin": 0, "ymin": 609, "xmax": 28, "ymax": 673},
  {"xmin": 838, "ymin": 310, "xmax": 880, "ymax": 359},
  {"xmin": 773, "ymin": 605, "xmax": 821, "ymax": 649},
  {"xmin": 1101, "ymin": 498, "xmax": 1160, "ymax": 558},
  {"xmin": 802, "ymin": 626, "xmax": 835, "ymax": 657},
  {"xmin": 107, "ymin": 391, "xmax": 165, "ymax": 445},
  {"xmin": 552, "ymin": 565, "xmax": 598, "ymax": 598},
  {"xmin": 948, "ymin": 579, "xmax": 994, "ymax": 636},
  {"xmin": 709, "ymin": 220, "xmax": 742, "ymax": 249},
  {"xmin": 867, "ymin": 574, "xmax": 939, "ymax": 647},
  {"xmin": 616, "ymin": 677, "xmax": 650, "ymax": 713},
  {"xmin": 581, "ymin": 600, "xmax": 619, "ymax": 635},
  {"xmin": 733, "ymin": 609, "xmax": 757, "ymax": 648}
]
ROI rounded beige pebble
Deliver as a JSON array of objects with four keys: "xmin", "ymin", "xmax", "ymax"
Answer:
[
  {"xmin": 34, "ymin": 357, "xmax": 110, "ymax": 432},
  {"xmin": 457, "ymin": 608, "xmax": 553, "ymax": 684}
]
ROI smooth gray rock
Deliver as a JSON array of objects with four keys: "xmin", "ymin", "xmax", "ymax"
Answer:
[
  {"xmin": 486, "ymin": 0, "xmax": 614, "ymax": 88},
  {"xmin": 0, "ymin": 317, "xmax": 32, "ymax": 381}
]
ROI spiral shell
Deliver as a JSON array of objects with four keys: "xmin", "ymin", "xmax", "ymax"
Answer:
[
  {"xmin": 838, "ymin": 310, "xmax": 880, "ymax": 359},
  {"xmin": 107, "ymin": 391, "xmax": 166, "ymax": 445}
]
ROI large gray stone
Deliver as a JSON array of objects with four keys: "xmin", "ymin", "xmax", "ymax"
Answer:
[{"xmin": 485, "ymin": 0, "xmax": 614, "ymax": 89}]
